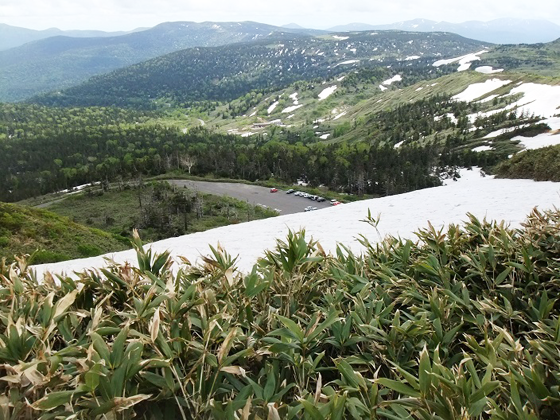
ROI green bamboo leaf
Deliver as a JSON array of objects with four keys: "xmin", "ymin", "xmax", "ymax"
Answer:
[
  {"xmin": 33, "ymin": 391, "xmax": 77, "ymax": 410},
  {"xmin": 263, "ymin": 369, "xmax": 277, "ymax": 402},
  {"xmin": 299, "ymin": 399, "xmax": 325, "ymax": 420},
  {"xmin": 84, "ymin": 362, "xmax": 103, "ymax": 392},
  {"xmin": 376, "ymin": 378, "xmax": 421, "ymax": 398},
  {"xmin": 91, "ymin": 332, "xmax": 111, "ymax": 364},
  {"xmin": 276, "ymin": 315, "xmax": 304, "ymax": 341},
  {"xmin": 418, "ymin": 346, "xmax": 431, "ymax": 395},
  {"xmin": 141, "ymin": 372, "xmax": 170, "ymax": 390},
  {"xmin": 337, "ymin": 360, "xmax": 367, "ymax": 390},
  {"xmin": 110, "ymin": 326, "xmax": 130, "ymax": 368}
]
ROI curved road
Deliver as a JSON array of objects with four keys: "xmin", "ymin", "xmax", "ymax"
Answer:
[{"xmin": 168, "ymin": 180, "xmax": 332, "ymax": 215}]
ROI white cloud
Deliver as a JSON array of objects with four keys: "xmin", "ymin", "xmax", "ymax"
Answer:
[{"xmin": 1, "ymin": 0, "xmax": 559, "ymax": 31}]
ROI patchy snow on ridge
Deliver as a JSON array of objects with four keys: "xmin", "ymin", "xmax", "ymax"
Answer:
[
  {"xmin": 33, "ymin": 174, "xmax": 560, "ymax": 277},
  {"xmin": 433, "ymin": 50, "xmax": 488, "ymax": 71},
  {"xmin": 452, "ymin": 79, "xmax": 512, "ymax": 103},
  {"xmin": 405, "ymin": 55, "xmax": 420, "ymax": 61},
  {"xmin": 336, "ymin": 59, "xmax": 360, "ymax": 66},
  {"xmin": 506, "ymin": 83, "xmax": 560, "ymax": 120},
  {"xmin": 382, "ymin": 75, "xmax": 402, "ymax": 85},
  {"xmin": 333, "ymin": 111, "xmax": 347, "ymax": 120},
  {"xmin": 289, "ymin": 92, "xmax": 299, "ymax": 105},
  {"xmin": 483, "ymin": 125, "xmax": 529, "ymax": 139},
  {"xmin": 267, "ymin": 101, "xmax": 279, "ymax": 114},
  {"xmin": 472, "ymin": 145, "xmax": 493, "ymax": 152},
  {"xmin": 318, "ymin": 85, "xmax": 337, "ymax": 100},
  {"xmin": 333, "ymin": 35, "xmax": 349, "ymax": 40},
  {"xmin": 514, "ymin": 131, "xmax": 560, "ymax": 150},
  {"xmin": 282, "ymin": 104, "xmax": 304, "ymax": 113},
  {"xmin": 476, "ymin": 66, "xmax": 504, "ymax": 74},
  {"xmin": 379, "ymin": 85, "xmax": 388, "ymax": 91}
]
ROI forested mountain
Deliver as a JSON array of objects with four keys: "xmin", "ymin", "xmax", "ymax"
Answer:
[
  {"xmin": 0, "ymin": 22, "xmax": 140, "ymax": 51},
  {"xmin": 30, "ymin": 31, "xmax": 489, "ymax": 108},
  {"xmin": 478, "ymin": 38, "xmax": 560, "ymax": 77},
  {"xmin": 329, "ymin": 18, "xmax": 560, "ymax": 44},
  {"xmin": 0, "ymin": 21, "xmax": 322, "ymax": 102}
]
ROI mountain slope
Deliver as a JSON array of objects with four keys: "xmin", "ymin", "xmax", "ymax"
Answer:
[
  {"xmin": 0, "ymin": 201, "xmax": 129, "ymax": 264},
  {"xmin": 33, "ymin": 172, "xmax": 560, "ymax": 275},
  {"xmin": 330, "ymin": 18, "xmax": 560, "ymax": 44},
  {"xmin": 0, "ymin": 22, "xmax": 139, "ymax": 51},
  {"xmin": 0, "ymin": 21, "xmax": 322, "ymax": 102},
  {"xmin": 30, "ymin": 30, "xmax": 489, "ymax": 108}
]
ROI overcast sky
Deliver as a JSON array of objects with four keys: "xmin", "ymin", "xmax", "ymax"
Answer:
[{"xmin": 2, "ymin": 0, "xmax": 560, "ymax": 31}]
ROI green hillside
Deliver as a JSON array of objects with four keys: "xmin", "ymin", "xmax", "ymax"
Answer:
[
  {"xmin": 30, "ymin": 30, "xmax": 488, "ymax": 108},
  {"xmin": 0, "ymin": 201, "xmax": 129, "ymax": 264},
  {"xmin": 0, "ymin": 21, "xmax": 317, "ymax": 102}
]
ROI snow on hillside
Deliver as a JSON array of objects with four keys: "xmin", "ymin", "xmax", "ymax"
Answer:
[
  {"xmin": 452, "ymin": 78, "xmax": 511, "ymax": 102},
  {"xmin": 318, "ymin": 86, "xmax": 337, "ymax": 100},
  {"xmin": 433, "ymin": 50, "xmax": 488, "ymax": 71},
  {"xmin": 476, "ymin": 66, "xmax": 504, "ymax": 74},
  {"xmin": 382, "ymin": 75, "xmax": 402, "ymax": 85},
  {"xmin": 33, "ymin": 172, "xmax": 560, "ymax": 278}
]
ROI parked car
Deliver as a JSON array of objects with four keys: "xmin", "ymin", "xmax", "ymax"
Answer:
[
  {"xmin": 331, "ymin": 201, "xmax": 342, "ymax": 206},
  {"xmin": 270, "ymin": 188, "xmax": 278, "ymax": 193},
  {"xmin": 304, "ymin": 206, "xmax": 318, "ymax": 212},
  {"xmin": 286, "ymin": 189, "xmax": 295, "ymax": 194},
  {"xmin": 317, "ymin": 197, "xmax": 326, "ymax": 202}
]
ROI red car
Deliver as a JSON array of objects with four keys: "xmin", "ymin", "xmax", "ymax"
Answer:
[{"xmin": 270, "ymin": 188, "xmax": 278, "ymax": 193}]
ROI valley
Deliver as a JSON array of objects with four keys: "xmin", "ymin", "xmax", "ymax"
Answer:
[{"xmin": 1, "ymin": 16, "xmax": 560, "ymax": 418}]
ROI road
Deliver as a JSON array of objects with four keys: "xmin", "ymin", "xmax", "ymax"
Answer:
[{"xmin": 168, "ymin": 180, "xmax": 333, "ymax": 215}]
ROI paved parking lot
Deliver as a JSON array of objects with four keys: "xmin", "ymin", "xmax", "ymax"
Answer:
[{"xmin": 168, "ymin": 180, "xmax": 332, "ymax": 214}]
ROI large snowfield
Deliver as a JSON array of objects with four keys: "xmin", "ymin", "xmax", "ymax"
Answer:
[{"xmin": 34, "ymin": 169, "xmax": 560, "ymax": 278}]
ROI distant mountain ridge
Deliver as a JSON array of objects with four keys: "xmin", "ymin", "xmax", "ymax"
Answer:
[
  {"xmin": 329, "ymin": 18, "xmax": 560, "ymax": 44},
  {"xmin": 30, "ymin": 30, "xmax": 489, "ymax": 108},
  {"xmin": 0, "ymin": 23, "xmax": 143, "ymax": 51},
  {"xmin": 0, "ymin": 21, "xmax": 322, "ymax": 102}
]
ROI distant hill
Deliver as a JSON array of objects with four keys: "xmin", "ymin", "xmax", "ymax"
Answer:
[
  {"xmin": 0, "ymin": 21, "xmax": 322, "ymax": 102},
  {"xmin": 0, "ymin": 22, "xmax": 141, "ymax": 51},
  {"xmin": 29, "ymin": 30, "xmax": 489, "ymax": 108},
  {"xmin": 329, "ymin": 18, "xmax": 560, "ymax": 44}
]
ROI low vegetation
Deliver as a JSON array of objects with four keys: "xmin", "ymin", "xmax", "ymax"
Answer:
[
  {"xmin": 495, "ymin": 144, "xmax": 560, "ymax": 182},
  {"xmin": 46, "ymin": 181, "xmax": 278, "ymax": 243},
  {"xmin": 1, "ymin": 207, "xmax": 559, "ymax": 418},
  {"xmin": 0, "ymin": 202, "xmax": 128, "ymax": 264}
]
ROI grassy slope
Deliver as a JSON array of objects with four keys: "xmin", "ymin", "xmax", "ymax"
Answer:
[
  {"xmin": 0, "ymin": 201, "xmax": 129, "ymax": 264},
  {"xmin": 170, "ymin": 70, "xmax": 560, "ymax": 147}
]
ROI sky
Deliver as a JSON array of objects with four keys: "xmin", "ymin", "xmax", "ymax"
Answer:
[{"xmin": 2, "ymin": 0, "xmax": 560, "ymax": 32}]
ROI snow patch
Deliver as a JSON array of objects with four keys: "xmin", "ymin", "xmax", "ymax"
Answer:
[
  {"xmin": 282, "ymin": 104, "xmax": 304, "ymax": 113},
  {"xmin": 34, "ymin": 175, "xmax": 560, "ymax": 276},
  {"xmin": 336, "ymin": 59, "xmax": 360, "ymax": 66},
  {"xmin": 452, "ymin": 79, "xmax": 512, "ymax": 103},
  {"xmin": 472, "ymin": 145, "xmax": 493, "ymax": 152},
  {"xmin": 318, "ymin": 85, "xmax": 337, "ymax": 100},
  {"xmin": 382, "ymin": 75, "xmax": 402, "ymax": 86},
  {"xmin": 267, "ymin": 101, "xmax": 279, "ymax": 114},
  {"xmin": 476, "ymin": 66, "xmax": 504, "ymax": 74},
  {"xmin": 433, "ymin": 50, "xmax": 488, "ymax": 72}
]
